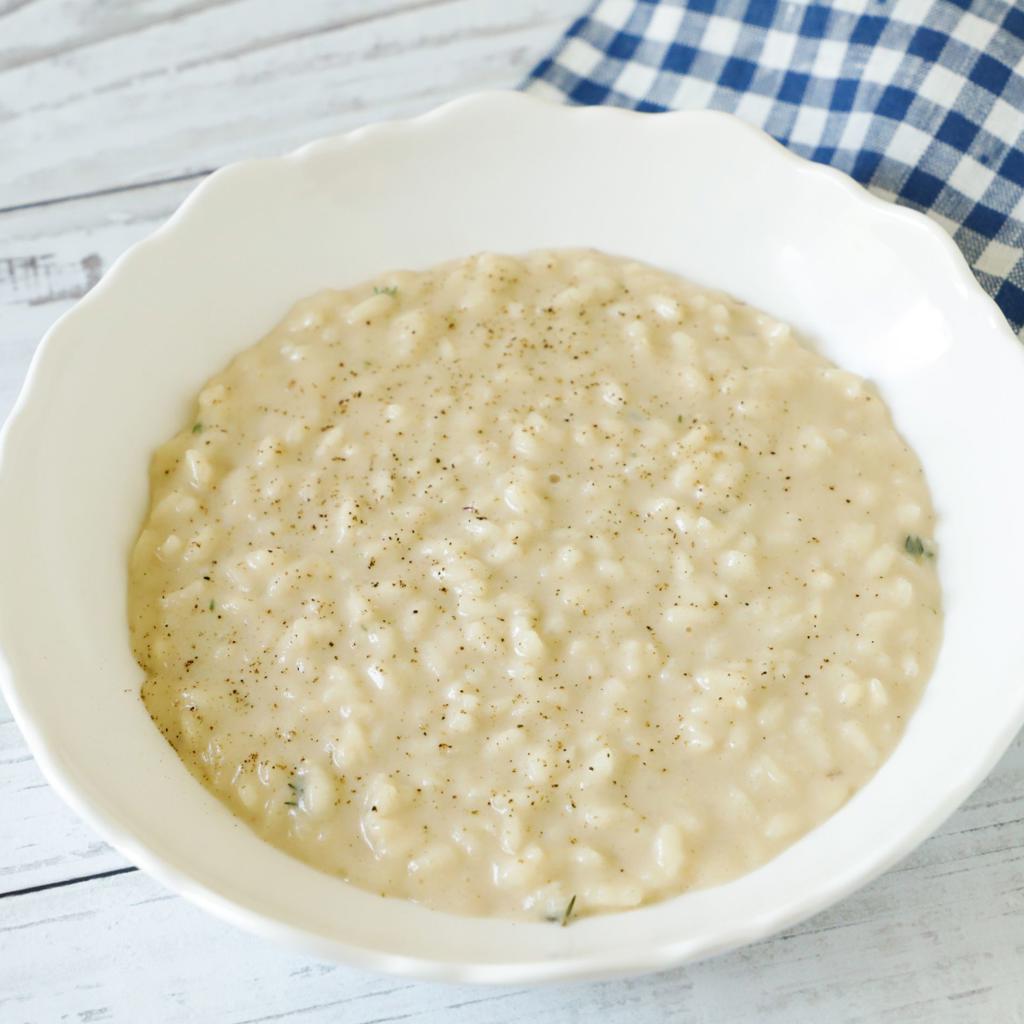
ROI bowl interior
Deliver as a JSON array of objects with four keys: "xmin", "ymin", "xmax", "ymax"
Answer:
[{"xmin": 2, "ymin": 94, "xmax": 1024, "ymax": 982}]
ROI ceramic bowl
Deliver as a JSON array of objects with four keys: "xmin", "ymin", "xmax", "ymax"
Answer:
[{"xmin": 2, "ymin": 92, "xmax": 1023, "ymax": 983}]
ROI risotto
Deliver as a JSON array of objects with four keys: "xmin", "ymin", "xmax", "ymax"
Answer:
[{"xmin": 128, "ymin": 249, "xmax": 942, "ymax": 921}]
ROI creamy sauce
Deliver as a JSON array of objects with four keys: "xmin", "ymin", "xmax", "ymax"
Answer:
[{"xmin": 129, "ymin": 250, "xmax": 942, "ymax": 921}]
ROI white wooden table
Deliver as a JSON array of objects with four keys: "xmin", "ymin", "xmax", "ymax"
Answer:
[{"xmin": 2, "ymin": 3, "xmax": 1023, "ymax": 1021}]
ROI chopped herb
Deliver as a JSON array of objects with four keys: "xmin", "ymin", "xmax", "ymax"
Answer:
[
  {"xmin": 561, "ymin": 894, "xmax": 577, "ymax": 927},
  {"xmin": 283, "ymin": 800, "xmax": 297, "ymax": 807},
  {"xmin": 373, "ymin": 285, "xmax": 398, "ymax": 298},
  {"xmin": 191, "ymin": 422, "xmax": 203, "ymax": 434},
  {"xmin": 209, "ymin": 599, "xmax": 215, "ymax": 611},
  {"xmin": 677, "ymin": 414, "xmax": 683, "ymax": 423},
  {"xmin": 904, "ymin": 534, "xmax": 934, "ymax": 559}
]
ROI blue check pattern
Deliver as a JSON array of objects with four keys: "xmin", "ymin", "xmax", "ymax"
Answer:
[{"xmin": 524, "ymin": 0, "xmax": 1024, "ymax": 335}]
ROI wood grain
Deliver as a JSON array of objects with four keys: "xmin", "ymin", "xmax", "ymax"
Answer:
[
  {"xmin": 0, "ymin": 0, "xmax": 579, "ymax": 208},
  {"xmin": 0, "ymin": 717, "xmax": 131, "ymax": 892},
  {"xmin": 0, "ymin": 176, "xmax": 198, "ymax": 421}
]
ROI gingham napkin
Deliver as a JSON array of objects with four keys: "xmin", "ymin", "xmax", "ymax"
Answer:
[{"xmin": 524, "ymin": 0, "xmax": 1024, "ymax": 335}]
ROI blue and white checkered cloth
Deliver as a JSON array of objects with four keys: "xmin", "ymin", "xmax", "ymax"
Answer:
[{"xmin": 524, "ymin": 0, "xmax": 1024, "ymax": 336}]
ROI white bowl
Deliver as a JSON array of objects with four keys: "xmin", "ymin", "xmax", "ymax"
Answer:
[{"xmin": 2, "ymin": 92, "xmax": 1023, "ymax": 984}]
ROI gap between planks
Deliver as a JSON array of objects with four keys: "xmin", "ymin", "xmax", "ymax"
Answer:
[
  {"xmin": 0, "ymin": 865, "xmax": 138, "ymax": 901},
  {"xmin": 0, "ymin": 168, "xmax": 214, "ymax": 216}
]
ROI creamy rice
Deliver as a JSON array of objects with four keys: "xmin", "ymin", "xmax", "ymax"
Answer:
[{"xmin": 129, "ymin": 249, "xmax": 942, "ymax": 921}]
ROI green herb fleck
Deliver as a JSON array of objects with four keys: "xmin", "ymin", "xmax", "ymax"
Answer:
[
  {"xmin": 374, "ymin": 285, "xmax": 398, "ymax": 298},
  {"xmin": 904, "ymin": 534, "xmax": 934, "ymax": 559},
  {"xmin": 677, "ymin": 414, "xmax": 683, "ymax": 424},
  {"xmin": 283, "ymin": 800, "xmax": 297, "ymax": 807},
  {"xmin": 209, "ymin": 599, "xmax": 215, "ymax": 611},
  {"xmin": 191, "ymin": 422, "xmax": 203, "ymax": 434},
  {"xmin": 561, "ymin": 894, "xmax": 577, "ymax": 927}
]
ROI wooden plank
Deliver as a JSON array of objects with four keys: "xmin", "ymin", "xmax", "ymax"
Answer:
[
  {"xmin": 0, "ymin": 0, "xmax": 578, "ymax": 207},
  {"xmin": 1, "ymin": 0, "xmax": 238, "ymax": 70},
  {"xmin": 0, "ymin": 177, "xmax": 199, "ymax": 423},
  {"xmin": 0, "ymin": 737, "xmax": 1022, "ymax": 1023},
  {"xmin": 0, "ymin": 716, "xmax": 130, "ymax": 892}
]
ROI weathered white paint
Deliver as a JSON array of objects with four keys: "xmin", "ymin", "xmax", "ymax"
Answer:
[
  {"xmin": 0, "ymin": 0, "xmax": 580, "ymax": 207},
  {"xmin": 0, "ymin": 718, "xmax": 130, "ymax": 891},
  {"xmin": 0, "ymin": 1, "xmax": 1022, "ymax": 1021},
  {"xmin": 0, "ymin": 176, "xmax": 199, "ymax": 421}
]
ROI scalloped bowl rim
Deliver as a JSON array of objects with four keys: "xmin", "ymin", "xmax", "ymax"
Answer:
[{"xmin": 0, "ymin": 92, "xmax": 1023, "ymax": 984}]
